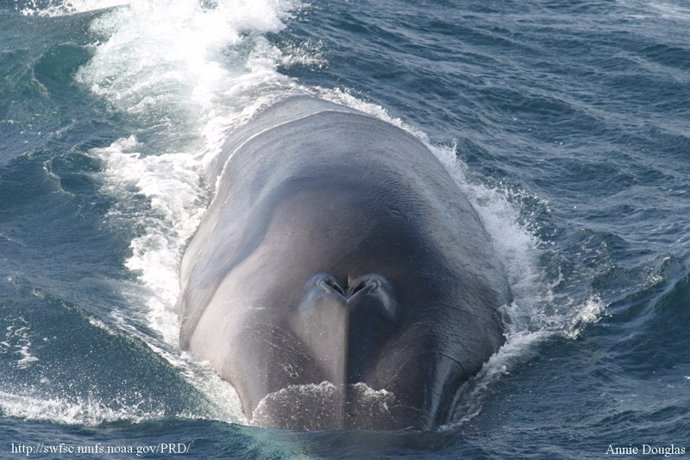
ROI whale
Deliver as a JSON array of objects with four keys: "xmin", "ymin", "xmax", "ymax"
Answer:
[{"xmin": 176, "ymin": 96, "xmax": 510, "ymax": 430}]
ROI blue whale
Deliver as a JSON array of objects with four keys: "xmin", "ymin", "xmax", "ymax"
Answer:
[{"xmin": 177, "ymin": 96, "xmax": 510, "ymax": 430}]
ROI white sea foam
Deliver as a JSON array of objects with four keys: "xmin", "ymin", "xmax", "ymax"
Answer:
[
  {"xmin": 1, "ymin": 318, "xmax": 40, "ymax": 369},
  {"xmin": 0, "ymin": 391, "xmax": 164, "ymax": 425},
  {"xmin": 18, "ymin": 0, "xmax": 130, "ymax": 17},
  {"xmin": 93, "ymin": 137, "xmax": 206, "ymax": 345}
]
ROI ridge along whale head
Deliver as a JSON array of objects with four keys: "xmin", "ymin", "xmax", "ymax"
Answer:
[{"xmin": 290, "ymin": 273, "xmax": 399, "ymax": 387}]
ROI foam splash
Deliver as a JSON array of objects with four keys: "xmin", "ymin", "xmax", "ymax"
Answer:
[
  {"xmin": 252, "ymin": 382, "xmax": 396, "ymax": 430},
  {"xmin": 0, "ymin": 391, "xmax": 165, "ymax": 425},
  {"xmin": 17, "ymin": 0, "xmax": 129, "ymax": 17},
  {"xmin": 1, "ymin": 318, "xmax": 40, "ymax": 369},
  {"xmin": 93, "ymin": 136, "xmax": 206, "ymax": 345},
  {"xmin": 75, "ymin": 0, "xmax": 303, "ymax": 161}
]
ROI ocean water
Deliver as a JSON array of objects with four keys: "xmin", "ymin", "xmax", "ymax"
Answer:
[{"xmin": 1, "ymin": 0, "xmax": 688, "ymax": 458}]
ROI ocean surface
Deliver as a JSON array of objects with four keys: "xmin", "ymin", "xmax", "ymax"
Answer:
[{"xmin": 1, "ymin": 0, "xmax": 689, "ymax": 458}]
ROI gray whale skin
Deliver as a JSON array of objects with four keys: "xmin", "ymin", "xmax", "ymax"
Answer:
[{"xmin": 176, "ymin": 96, "xmax": 510, "ymax": 430}]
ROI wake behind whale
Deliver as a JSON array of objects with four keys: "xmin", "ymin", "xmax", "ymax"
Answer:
[{"xmin": 176, "ymin": 96, "xmax": 511, "ymax": 430}]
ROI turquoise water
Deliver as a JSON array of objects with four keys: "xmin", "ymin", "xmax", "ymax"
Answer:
[{"xmin": 1, "ymin": 0, "xmax": 689, "ymax": 458}]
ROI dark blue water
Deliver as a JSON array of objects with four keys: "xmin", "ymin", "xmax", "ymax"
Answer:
[{"xmin": 1, "ymin": 0, "xmax": 689, "ymax": 458}]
